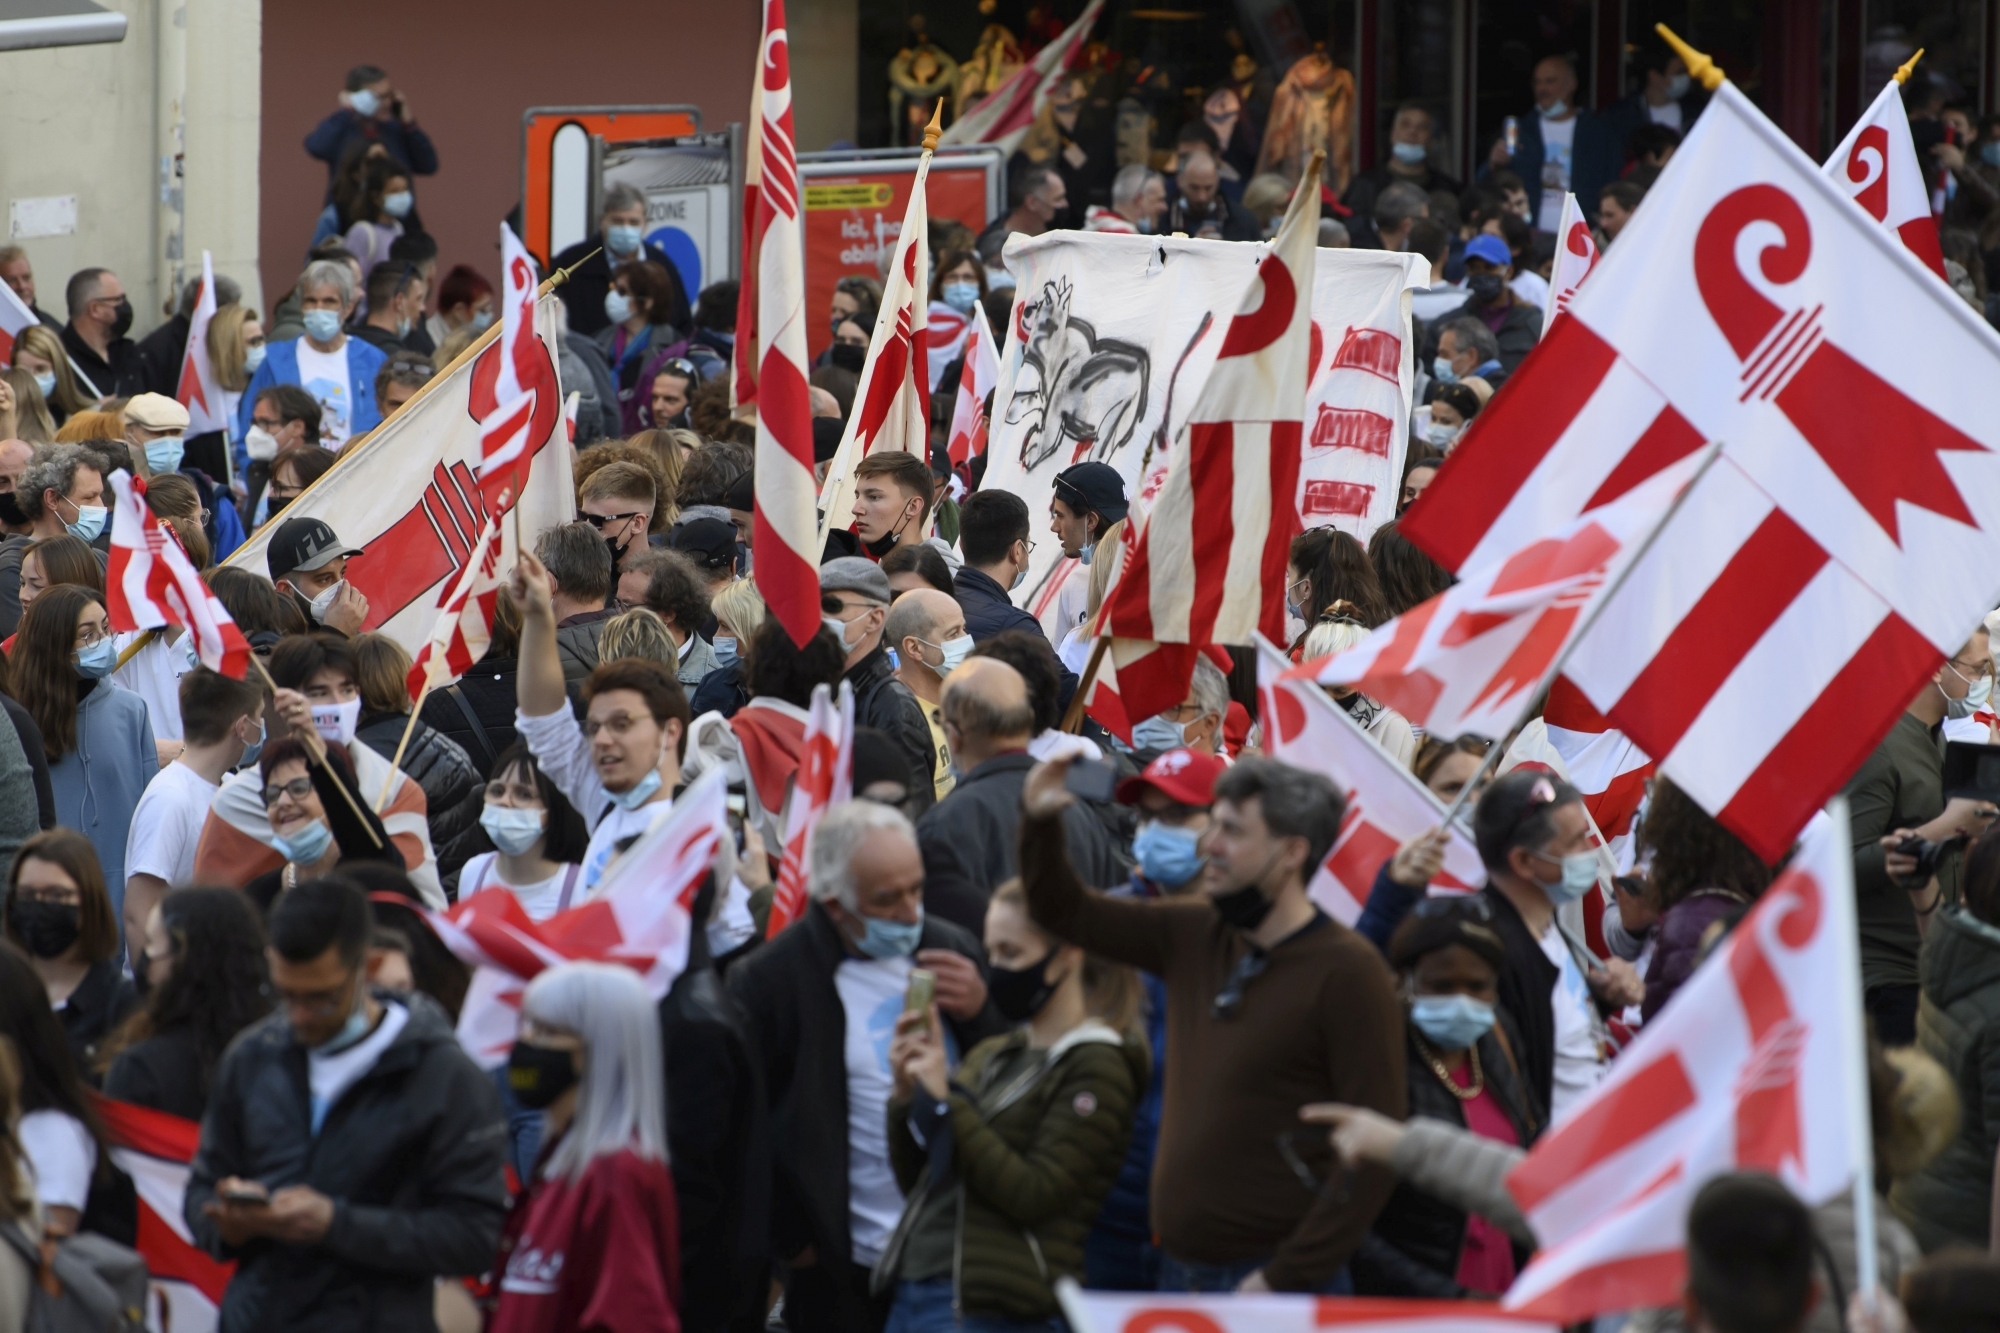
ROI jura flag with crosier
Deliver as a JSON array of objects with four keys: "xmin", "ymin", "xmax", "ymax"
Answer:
[
  {"xmin": 106, "ymin": 470, "xmax": 251, "ymax": 677},
  {"xmin": 1501, "ymin": 802, "xmax": 1868, "ymax": 1320},
  {"xmin": 947, "ymin": 300, "xmax": 999, "ymax": 469},
  {"xmin": 1255, "ymin": 638, "xmax": 1483, "ymax": 923},
  {"xmin": 1541, "ymin": 194, "xmax": 1599, "ymax": 337},
  {"xmin": 939, "ymin": 0, "xmax": 1105, "ymax": 155},
  {"xmin": 1825, "ymin": 73, "xmax": 1946, "ymax": 279},
  {"xmin": 176, "ymin": 251, "xmax": 228, "ymax": 436},
  {"xmin": 101, "ymin": 1097, "xmax": 232, "ymax": 1333},
  {"xmin": 769, "ymin": 681, "xmax": 855, "ymax": 938},
  {"xmin": 405, "ymin": 512, "xmax": 505, "ymax": 703},
  {"xmin": 1058, "ymin": 1288, "xmax": 1556, "ymax": 1333},
  {"xmin": 1402, "ymin": 77, "xmax": 2000, "ymax": 858},
  {"xmin": 1100, "ymin": 158, "xmax": 1320, "ymax": 723},
  {"xmin": 477, "ymin": 224, "xmax": 545, "ymax": 510},
  {"xmin": 736, "ymin": 0, "xmax": 820, "ymax": 648}
]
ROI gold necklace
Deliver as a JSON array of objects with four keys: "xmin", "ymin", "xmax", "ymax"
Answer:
[{"xmin": 1415, "ymin": 1032, "xmax": 1482, "ymax": 1100}]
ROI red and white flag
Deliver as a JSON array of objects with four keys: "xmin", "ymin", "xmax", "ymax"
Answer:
[
  {"xmin": 1295, "ymin": 458, "xmax": 1700, "ymax": 746},
  {"xmin": 106, "ymin": 470, "xmax": 251, "ymax": 678},
  {"xmin": 1501, "ymin": 801, "xmax": 1868, "ymax": 1320},
  {"xmin": 946, "ymin": 299, "xmax": 999, "ymax": 469},
  {"xmin": 405, "ymin": 512, "xmax": 505, "ymax": 703},
  {"xmin": 477, "ymin": 224, "xmax": 543, "ymax": 512},
  {"xmin": 818, "ymin": 140, "xmax": 933, "ymax": 552},
  {"xmin": 432, "ymin": 767, "xmax": 729, "ymax": 1067},
  {"xmin": 0, "ymin": 274, "xmax": 37, "ymax": 365},
  {"xmin": 1255, "ymin": 638, "xmax": 1483, "ymax": 923},
  {"xmin": 1825, "ymin": 75, "xmax": 1946, "ymax": 279},
  {"xmin": 1099, "ymin": 159, "xmax": 1320, "ymax": 723},
  {"xmin": 175, "ymin": 251, "xmax": 228, "ymax": 436},
  {"xmin": 1403, "ymin": 81, "xmax": 2000, "ymax": 858},
  {"xmin": 769, "ymin": 681, "xmax": 854, "ymax": 938},
  {"xmin": 938, "ymin": 0, "xmax": 1106, "ymax": 155},
  {"xmin": 1542, "ymin": 676, "xmax": 1654, "ymax": 855},
  {"xmin": 99, "ymin": 1097, "xmax": 232, "ymax": 1333},
  {"xmin": 1541, "ymin": 194, "xmax": 1599, "ymax": 337},
  {"xmin": 1059, "ymin": 1288, "xmax": 1556, "ymax": 1333},
  {"xmin": 735, "ymin": 0, "xmax": 821, "ymax": 649}
]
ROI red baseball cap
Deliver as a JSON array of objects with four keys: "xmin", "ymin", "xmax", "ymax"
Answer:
[{"xmin": 1115, "ymin": 747, "xmax": 1227, "ymax": 808}]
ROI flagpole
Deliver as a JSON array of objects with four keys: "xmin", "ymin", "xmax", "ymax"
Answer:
[
  {"xmin": 1825, "ymin": 794, "xmax": 1882, "ymax": 1301},
  {"xmin": 1061, "ymin": 636, "xmax": 1110, "ymax": 733},
  {"xmin": 247, "ymin": 655, "xmax": 385, "ymax": 850},
  {"xmin": 376, "ymin": 685, "xmax": 433, "ymax": 811},
  {"xmin": 1433, "ymin": 438, "xmax": 1728, "ymax": 832}
]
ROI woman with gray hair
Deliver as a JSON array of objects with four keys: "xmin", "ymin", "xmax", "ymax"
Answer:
[
  {"xmin": 235, "ymin": 257, "xmax": 388, "ymax": 453},
  {"xmin": 490, "ymin": 960, "xmax": 682, "ymax": 1331}
]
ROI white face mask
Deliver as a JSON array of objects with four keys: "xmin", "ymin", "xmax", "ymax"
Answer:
[
  {"xmin": 245, "ymin": 425, "xmax": 281, "ymax": 461},
  {"xmin": 311, "ymin": 696, "xmax": 362, "ymax": 746},
  {"xmin": 307, "ymin": 579, "xmax": 345, "ymax": 624}
]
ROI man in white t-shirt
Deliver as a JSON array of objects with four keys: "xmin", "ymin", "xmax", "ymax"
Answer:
[
  {"xmin": 1473, "ymin": 769, "xmax": 1642, "ymax": 1126},
  {"xmin": 123, "ymin": 667, "xmax": 265, "ymax": 946},
  {"xmin": 726, "ymin": 799, "xmax": 1006, "ymax": 1333}
]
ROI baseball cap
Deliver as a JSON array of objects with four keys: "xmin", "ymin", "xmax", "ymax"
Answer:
[
  {"xmin": 267, "ymin": 516, "xmax": 362, "ymax": 580},
  {"xmin": 124, "ymin": 393, "xmax": 191, "ymax": 433},
  {"xmin": 671, "ymin": 518, "xmax": 740, "ymax": 569},
  {"xmin": 1463, "ymin": 233, "xmax": 1512, "ymax": 267},
  {"xmin": 1115, "ymin": 747, "xmax": 1227, "ymax": 808},
  {"xmin": 819, "ymin": 555, "xmax": 892, "ymax": 605},
  {"xmin": 1053, "ymin": 461, "xmax": 1129, "ymax": 524}
]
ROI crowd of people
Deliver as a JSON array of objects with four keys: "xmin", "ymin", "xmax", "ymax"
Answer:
[{"xmin": 0, "ymin": 39, "xmax": 1987, "ymax": 1333}]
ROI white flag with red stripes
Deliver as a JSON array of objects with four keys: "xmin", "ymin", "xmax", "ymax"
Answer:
[
  {"xmin": 1542, "ymin": 676, "xmax": 1654, "ymax": 856},
  {"xmin": 1296, "ymin": 457, "xmax": 1700, "ymax": 746},
  {"xmin": 175, "ymin": 251, "xmax": 228, "ymax": 436},
  {"xmin": 1404, "ymin": 80, "xmax": 2000, "ymax": 860},
  {"xmin": 1500, "ymin": 801, "xmax": 1867, "ymax": 1320},
  {"xmin": 818, "ymin": 139, "xmax": 933, "ymax": 551},
  {"xmin": 1541, "ymin": 194, "xmax": 1599, "ymax": 337},
  {"xmin": 768, "ymin": 681, "xmax": 854, "ymax": 938},
  {"xmin": 938, "ymin": 0, "xmax": 1106, "ymax": 155},
  {"xmin": 945, "ymin": 300, "xmax": 999, "ymax": 469},
  {"xmin": 1099, "ymin": 158, "xmax": 1320, "ymax": 723},
  {"xmin": 477, "ymin": 224, "xmax": 543, "ymax": 511},
  {"xmin": 1254, "ymin": 638, "xmax": 1483, "ymax": 922},
  {"xmin": 735, "ymin": 0, "xmax": 821, "ymax": 649},
  {"xmin": 1825, "ymin": 76, "xmax": 1945, "ymax": 279},
  {"xmin": 106, "ymin": 470, "xmax": 251, "ymax": 677},
  {"xmin": 1059, "ymin": 1287, "xmax": 1556, "ymax": 1333},
  {"xmin": 0, "ymin": 273, "xmax": 36, "ymax": 365},
  {"xmin": 100, "ymin": 1097, "xmax": 233, "ymax": 1333},
  {"xmin": 429, "ymin": 767, "xmax": 728, "ymax": 1067},
  {"xmin": 404, "ymin": 511, "xmax": 504, "ymax": 703}
]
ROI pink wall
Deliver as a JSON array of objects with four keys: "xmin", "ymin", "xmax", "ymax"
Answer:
[{"xmin": 258, "ymin": 0, "xmax": 758, "ymax": 316}]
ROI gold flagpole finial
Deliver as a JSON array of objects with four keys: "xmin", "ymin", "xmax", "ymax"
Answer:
[
  {"xmin": 1654, "ymin": 24, "xmax": 1725, "ymax": 92},
  {"xmin": 921, "ymin": 102, "xmax": 944, "ymax": 154},
  {"xmin": 1895, "ymin": 48, "xmax": 1926, "ymax": 85}
]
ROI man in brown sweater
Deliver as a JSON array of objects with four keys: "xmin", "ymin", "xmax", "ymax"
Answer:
[{"xmin": 1019, "ymin": 753, "xmax": 1406, "ymax": 1293}]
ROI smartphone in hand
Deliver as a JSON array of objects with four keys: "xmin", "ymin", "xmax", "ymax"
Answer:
[
  {"xmin": 904, "ymin": 968, "xmax": 936, "ymax": 1014},
  {"xmin": 220, "ymin": 1180, "xmax": 270, "ymax": 1206}
]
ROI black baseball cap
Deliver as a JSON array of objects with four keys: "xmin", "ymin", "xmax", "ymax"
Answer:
[
  {"xmin": 1053, "ymin": 461, "xmax": 1129, "ymax": 524},
  {"xmin": 670, "ymin": 517, "xmax": 740, "ymax": 569},
  {"xmin": 267, "ymin": 516, "xmax": 362, "ymax": 580}
]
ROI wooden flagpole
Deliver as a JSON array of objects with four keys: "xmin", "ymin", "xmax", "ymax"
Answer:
[
  {"xmin": 1060, "ymin": 637, "xmax": 1109, "ymax": 734},
  {"xmin": 375, "ymin": 686, "xmax": 431, "ymax": 811}
]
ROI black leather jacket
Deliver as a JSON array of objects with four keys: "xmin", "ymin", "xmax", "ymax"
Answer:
[
  {"xmin": 843, "ymin": 642, "xmax": 936, "ymax": 815},
  {"xmin": 357, "ymin": 710, "xmax": 485, "ymax": 888}
]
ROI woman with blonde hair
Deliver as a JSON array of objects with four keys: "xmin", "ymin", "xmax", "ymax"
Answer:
[
  {"xmin": 11, "ymin": 326, "xmax": 89, "ymax": 425},
  {"xmin": 688, "ymin": 578, "xmax": 765, "ymax": 719},
  {"xmin": 626, "ymin": 428, "xmax": 687, "ymax": 527},
  {"xmin": 201, "ymin": 305, "xmax": 265, "ymax": 484},
  {"xmin": 1056, "ymin": 517, "xmax": 1124, "ymax": 676},
  {"xmin": 598, "ymin": 606, "xmax": 679, "ymax": 667},
  {"xmin": 0, "ymin": 369, "xmax": 54, "ymax": 443}
]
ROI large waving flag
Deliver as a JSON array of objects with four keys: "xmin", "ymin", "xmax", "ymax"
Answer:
[
  {"xmin": 1098, "ymin": 156, "xmax": 1321, "ymax": 723},
  {"xmin": 1825, "ymin": 60, "xmax": 1945, "ymax": 279},
  {"xmin": 100, "ymin": 1097, "xmax": 232, "ymax": 1333},
  {"xmin": 769, "ymin": 681, "xmax": 854, "ymax": 938},
  {"xmin": 1501, "ymin": 802, "xmax": 1867, "ymax": 1320},
  {"xmin": 106, "ymin": 469, "xmax": 250, "ymax": 678},
  {"xmin": 476, "ymin": 224, "xmax": 545, "ymax": 511},
  {"xmin": 939, "ymin": 0, "xmax": 1106, "ymax": 156},
  {"xmin": 175, "ymin": 252, "xmax": 228, "ymax": 436}
]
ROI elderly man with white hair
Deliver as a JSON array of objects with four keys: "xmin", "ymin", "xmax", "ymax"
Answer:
[
  {"xmin": 727, "ymin": 800, "xmax": 1006, "ymax": 1333},
  {"xmin": 1086, "ymin": 163, "xmax": 1168, "ymax": 235},
  {"xmin": 237, "ymin": 257, "xmax": 387, "ymax": 452}
]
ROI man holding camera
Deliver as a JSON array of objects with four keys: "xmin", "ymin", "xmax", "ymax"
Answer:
[{"xmin": 1847, "ymin": 625, "xmax": 1999, "ymax": 1045}]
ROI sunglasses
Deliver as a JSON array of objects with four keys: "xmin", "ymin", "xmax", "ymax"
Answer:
[{"xmin": 580, "ymin": 510, "xmax": 646, "ymax": 529}]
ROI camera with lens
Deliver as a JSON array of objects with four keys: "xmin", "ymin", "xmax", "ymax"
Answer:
[{"xmin": 1891, "ymin": 832, "xmax": 1965, "ymax": 888}]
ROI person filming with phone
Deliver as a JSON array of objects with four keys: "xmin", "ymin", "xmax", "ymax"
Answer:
[{"xmin": 727, "ymin": 800, "xmax": 1008, "ymax": 1333}]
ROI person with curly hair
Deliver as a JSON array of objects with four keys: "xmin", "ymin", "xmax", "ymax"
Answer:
[
  {"xmin": 101, "ymin": 887, "xmax": 273, "ymax": 1121},
  {"xmin": 1631, "ymin": 777, "xmax": 1772, "ymax": 1022},
  {"xmin": 1287, "ymin": 528, "xmax": 1388, "ymax": 655},
  {"xmin": 1368, "ymin": 520, "xmax": 1455, "ymax": 619}
]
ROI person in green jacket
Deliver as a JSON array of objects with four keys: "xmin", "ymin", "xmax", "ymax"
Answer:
[{"xmin": 877, "ymin": 878, "xmax": 1147, "ymax": 1332}]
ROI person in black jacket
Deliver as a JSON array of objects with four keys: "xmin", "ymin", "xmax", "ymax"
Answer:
[
  {"xmin": 821, "ymin": 558, "xmax": 936, "ymax": 816},
  {"xmin": 351, "ymin": 632, "xmax": 485, "ymax": 890},
  {"xmin": 550, "ymin": 183, "xmax": 690, "ymax": 339},
  {"xmin": 102, "ymin": 887, "xmax": 273, "ymax": 1122},
  {"xmin": 418, "ymin": 593, "xmax": 521, "ymax": 772},
  {"xmin": 187, "ymin": 876, "xmax": 507, "ymax": 1333},
  {"xmin": 4, "ymin": 828, "xmax": 136, "ymax": 1083},
  {"xmin": 1353, "ymin": 898, "xmax": 1539, "ymax": 1298},
  {"xmin": 727, "ymin": 800, "xmax": 1007, "ymax": 1333}
]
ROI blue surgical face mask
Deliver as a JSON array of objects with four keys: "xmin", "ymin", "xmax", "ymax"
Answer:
[
  {"xmin": 1078, "ymin": 540, "xmax": 1094, "ymax": 566},
  {"xmin": 471, "ymin": 308, "xmax": 496, "ymax": 332},
  {"xmin": 243, "ymin": 343, "xmax": 267, "ymax": 374},
  {"xmin": 144, "ymin": 436, "xmax": 185, "ymax": 474},
  {"xmin": 604, "ymin": 290, "xmax": 633, "ymax": 324},
  {"xmin": 1131, "ymin": 714, "xmax": 1188, "ymax": 752},
  {"xmin": 941, "ymin": 281, "xmax": 980, "ymax": 315},
  {"xmin": 1665, "ymin": 73, "xmax": 1691, "ymax": 101},
  {"xmin": 31, "ymin": 372, "xmax": 54, "ymax": 400},
  {"xmin": 1534, "ymin": 848, "xmax": 1600, "ymax": 905},
  {"xmin": 1410, "ymin": 993, "xmax": 1496, "ymax": 1051},
  {"xmin": 1391, "ymin": 141, "xmax": 1428, "ymax": 165},
  {"xmin": 480, "ymin": 803, "xmax": 547, "ymax": 855},
  {"xmin": 1427, "ymin": 421, "xmax": 1462, "ymax": 451},
  {"xmin": 712, "ymin": 635, "xmax": 739, "ymax": 668},
  {"xmin": 348, "ymin": 88, "xmax": 381, "ymax": 118},
  {"xmin": 275, "ymin": 819, "xmax": 333, "ymax": 865},
  {"xmin": 605, "ymin": 223, "xmax": 644, "ymax": 257},
  {"xmin": 606, "ymin": 765, "xmax": 663, "ymax": 811},
  {"xmin": 1432, "ymin": 355, "xmax": 1457, "ymax": 386},
  {"xmin": 919, "ymin": 633, "xmax": 973, "ymax": 676},
  {"xmin": 1133, "ymin": 820, "xmax": 1205, "ymax": 888},
  {"xmin": 382, "ymin": 191, "xmax": 414, "ymax": 220},
  {"xmin": 64, "ymin": 500, "xmax": 107, "ymax": 544},
  {"xmin": 316, "ymin": 983, "xmax": 374, "ymax": 1053},
  {"xmin": 855, "ymin": 909, "xmax": 924, "ymax": 959},
  {"xmin": 301, "ymin": 308, "xmax": 343, "ymax": 344},
  {"xmin": 74, "ymin": 637, "xmax": 117, "ymax": 679},
  {"xmin": 237, "ymin": 717, "xmax": 265, "ymax": 768}
]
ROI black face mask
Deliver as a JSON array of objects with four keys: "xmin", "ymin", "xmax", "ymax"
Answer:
[
  {"xmin": 0, "ymin": 492, "xmax": 27, "ymax": 528},
  {"xmin": 1210, "ymin": 882, "xmax": 1276, "ymax": 931},
  {"xmin": 830, "ymin": 343, "xmax": 866, "ymax": 374},
  {"xmin": 108, "ymin": 297, "xmax": 134, "ymax": 340},
  {"xmin": 1466, "ymin": 272, "xmax": 1507, "ymax": 306},
  {"xmin": 507, "ymin": 1039, "xmax": 579, "ymax": 1110},
  {"xmin": 605, "ymin": 533, "xmax": 634, "ymax": 567},
  {"xmin": 989, "ymin": 951, "xmax": 1061, "ymax": 1022},
  {"xmin": 10, "ymin": 898, "xmax": 81, "ymax": 960}
]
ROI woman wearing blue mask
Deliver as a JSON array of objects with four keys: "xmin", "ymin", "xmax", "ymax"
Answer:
[
  {"xmin": 14, "ymin": 586, "xmax": 156, "ymax": 919},
  {"xmin": 595, "ymin": 261, "xmax": 686, "ymax": 436},
  {"xmin": 340, "ymin": 158, "xmax": 413, "ymax": 280},
  {"xmin": 1355, "ymin": 896, "xmax": 1539, "ymax": 1298},
  {"xmin": 455, "ymin": 744, "xmax": 588, "ymax": 923},
  {"xmin": 241, "ymin": 724, "xmax": 403, "ymax": 917},
  {"xmin": 12, "ymin": 325, "xmax": 89, "ymax": 428},
  {"xmin": 925, "ymin": 250, "xmax": 988, "ymax": 392},
  {"xmin": 686, "ymin": 576, "xmax": 766, "ymax": 722}
]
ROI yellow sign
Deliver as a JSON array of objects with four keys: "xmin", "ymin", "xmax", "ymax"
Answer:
[{"xmin": 806, "ymin": 182, "xmax": 894, "ymax": 210}]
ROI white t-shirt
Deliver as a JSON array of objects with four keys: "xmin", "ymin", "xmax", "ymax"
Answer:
[
  {"xmin": 20, "ymin": 1110, "xmax": 95, "ymax": 1212},
  {"xmin": 308, "ymin": 1000, "xmax": 409, "ymax": 1135},
  {"xmin": 515, "ymin": 704, "xmax": 672, "ymax": 891},
  {"xmin": 125, "ymin": 760, "xmax": 221, "ymax": 889},
  {"xmin": 835, "ymin": 955, "xmax": 913, "ymax": 1264},
  {"xmin": 1538, "ymin": 923, "xmax": 1606, "ymax": 1125},
  {"xmin": 294, "ymin": 339, "xmax": 355, "ymax": 450},
  {"xmin": 112, "ymin": 631, "xmax": 193, "ymax": 741},
  {"xmin": 1509, "ymin": 269, "xmax": 1550, "ymax": 312},
  {"xmin": 1537, "ymin": 114, "xmax": 1579, "ymax": 232},
  {"xmin": 456, "ymin": 852, "xmax": 583, "ymax": 921}
]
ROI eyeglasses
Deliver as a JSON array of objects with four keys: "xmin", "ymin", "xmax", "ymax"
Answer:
[
  {"xmin": 264, "ymin": 777, "xmax": 314, "ymax": 807},
  {"xmin": 580, "ymin": 510, "xmax": 646, "ymax": 530},
  {"xmin": 73, "ymin": 622, "xmax": 109, "ymax": 649},
  {"xmin": 582, "ymin": 711, "xmax": 650, "ymax": 739},
  {"xmin": 1212, "ymin": 946, "xmax": 1270, "ymax": 1019}
]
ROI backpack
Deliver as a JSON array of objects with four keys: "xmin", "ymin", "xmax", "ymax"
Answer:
[{"xmin": 0, "ymin": 1220, "xmax": 148, "ymax": 1333}]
